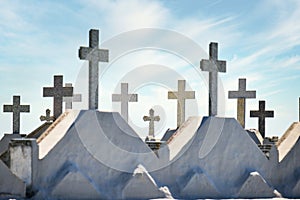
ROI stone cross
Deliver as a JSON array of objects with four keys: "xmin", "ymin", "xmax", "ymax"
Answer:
[
  {"xmin": 63, "ymin": 83, "xmax": 82, "ymax": 109},
  {"xmin": 3, "ymin": 95, "xmax": 30, "ymax": 134},
  {"xmin": 228, "ymin": 78, "xmax": 256, "ymax": 128},
  {"xmin": 43, "ymin": 75, "xmax": 73, "ymax": 120},
  {"xmin": 112, "ymin": 83, "xmax": 138, "ymax": 122},
  {"xmin": 143, "ymin": 109, "xmax": 160, "ymax": 138},
  {"xmin": 79, "ymin": 29, "xmax": 109, "ymax": 110},
  {"xmin": 40, "ymin": 109, "xmax": 55, "ymax": 123},
  {"xmin": 168, "ymin": 80, "xmax": 195, "ymax": 127},
  {"xmin": 250, "ymin": 100, "xmax": 274, "ymax": 138},
  {"xmin": 200, "ymin": 42, "xmax": 226, "ymax": 116}
]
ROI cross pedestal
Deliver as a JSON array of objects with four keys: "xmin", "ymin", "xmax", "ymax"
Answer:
[
  {"xmin": 168, "ymin": 80, "xmax": 195, "ymax": 127},
  {"xmin": 112, "ymin": 83, "xmax": 138, "ymax": 122},
  {"xmin": 200, "ymin": 42, "xmax": 226, "ymax": 116}
]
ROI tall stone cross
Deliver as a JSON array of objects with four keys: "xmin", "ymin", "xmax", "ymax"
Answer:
[
  {"xmin": 168, "ymin": 80, "xmax": 195, "ymax": 127},
  {"xmin": 79, "ymin": 29, "xmax": 109, "ymax": 110},
  {"xmin": 43, "ymin": 75, "xmax": 73, "ymax": 120},
  {"xmin": 112, "ymin": 83, "xmax": 138, "ymax": 122},
  {"xmin": 3, "ymin": 95, "xmax": 30, "ymax": 134},
  {"xmin": 143, "ymin": 109, "xmax": 160, "ymax": 138},
  {"xmin": 250, "ymin": 100, "xmax": 274, "ymax": 138},
  {"xmin": 228, "ymin": 78, "xmax": 256, "ymax": 128},
  {"xmin": 200, "ymin": 42, "xmax": 226, "ymax": 116},
  {"xmin": 63, "ymin": 83, "xmax": 82, "ymax": 109},
  {"xmin": 40, "ymin": 109, "xmax": 55, "ymax": 123}
]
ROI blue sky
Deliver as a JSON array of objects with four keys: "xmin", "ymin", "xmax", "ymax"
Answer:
[{"xmin": 0, "ymin": 0, "xmax": 300, "ymax": 139}]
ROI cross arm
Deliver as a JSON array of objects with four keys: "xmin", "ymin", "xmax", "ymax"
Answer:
[
  {"xmin": 168, "ymin": 92, "xmax": 178, "ymax": 99},
  {"xmin": 62, "ymin": 88, "xmax": 74, "ymax": 97},
  {"xmin": 3, "ymin": 105, "xmax": 13, "ymax": 112},
  {"xmin": 154, "ymin": 116, "xmax": 160, "ymax": 121},
  {"xmin": 97, "ymin": 49, "xmax": 109, "ymax": 62},
  {"xmin": 265, "ymin": 111, "xmax": 274, "ymax": 118},
  {"xmin": 128, "ymin": 94, "xmax": 138, "ymax": 102},
  {"xmin": 200, "ymin": 59, "xmax": 226, "ymax": 73},
  {"xmin": 73, "ymin": 94, "xmax": 82, "ymax": 102},
  {"xmin": 43, "ymin": 88, "xmax": 54, "ymax": 97},
  {"xmin": 228, "ymin": 91, "xmax": 256, "ymax": 99},
  {"xmin": 20, "ymin": 105, "xmax": 30, "ymax": 112},
  {"xmin": 78, "ymin": 47, "xmax": 91, "ymax": 60},
  {"xmin": 79, "ymin": 47, "xmax": 109, "ymax": 62},
  {"xmin": 143, "ymin": 116, "xmax": 150, "ymax": 121},
  {"xmin": 185, "ymin": 91, "xmax": 195, "ymax": 99}
]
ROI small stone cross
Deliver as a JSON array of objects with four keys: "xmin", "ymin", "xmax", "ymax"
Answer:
[
  {"xmin": 143, "ymin": 109, "xmax": 160, "ymax": 138},
  {"xmin": 63, "ymin": 83, "xmax": 82, "ymax": 109},
  {"xmin": 40, "ymin": 109, "xmax": 55, "ymax": 123},
  {"xmin": 3, "ymin": 95, "xmax": 30, "ymax": 134},
  {"xmin": 43, "ymin": 75, "xmax": 73, "ymax": 120},
  {"xmin": 168, "ymin": 80, "xmax": 195, "ymax": 127},
  {"xmin": 228, "ymin": 78, "xmax": 256, "ymax": 128},
  {"xmin": 250, "ymin": 100, "xmax": 274, "ymax": 138},
  {"xmin": 200, "ymin": 42, "xmax": 226, "ymax": 116},
  {"xmin": 112, "ymin": 83, "xmax": 138, "ymax": 122},
  {"xmin": 79, "ymin": 29, "xmax": 109, "ymax": 110}
]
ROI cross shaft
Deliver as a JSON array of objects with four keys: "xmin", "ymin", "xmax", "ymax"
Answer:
[
  {"xmin": 143, "ymin": 109, "xmax": 160, "ymax": 138},
  {"xmin": 63, "ymin": 83, "xmax": 82, "ymax": 109},
  {"xmin": 3, "ymin": 95, "xmax": 30, "ymax": 134},
  {"xmin": 79, "ymin": 29, "xmax": 109, "ymax": 110},
  {"xmin": 112, "ymin": 83, "xmax": 138, "ymax": 122},
  {"xmin": 168, "ymin": 80, "xmax": 195, "ymax": 127},
  {"xmin": 228, "ymin": 78, "xmax": 256, "ymax": 128},
  {"xmin": 200, "ymin": 42, "xmax": 226, "ymax": 116},
  {"xmin": 43, "ymin": 75, "xmax": 73, "ymax": 120},
  {"xmin": 250, "ymin": 100, "xmax": 274, "ymax": 138}
]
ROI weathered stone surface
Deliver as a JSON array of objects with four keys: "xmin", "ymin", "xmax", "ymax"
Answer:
[
  {"xmin": 63, "ymin": 83, "xmax": 82, "ymax": 109},
  {"xmin": 79, "ymin": 29, "xmax": 109, "ymax": 110},
  {"xmin": 122, "ymin": 164, "xmax": 167, "ymax": 200},
  {"xmin": 0, "ymin": 134, "xmax": 22, "ymax": 156},
  {"xmin": 9, "ymin": 138, "xmax": 38, "ymax": 191},
  {"xmin": 112, "ymin": 83, "xmax": 138, "ymax": 122},
  {"xmin": 228, "ymin": 78, "xmax": 256, "ymax": 128},
  {"xmin": 200, "ymin": 42, "xmax": 226, "ymax": 116},
  {"xmin": 236, "ymin": 171, "xmax": 275, "ymax": 198},
  {"xmin": 143, "ymin": 108, "xmax": 160, "ymax": 138},
  {"xmin": 43, "ymin": 75, "xmax": 73, "ymax": 120},
  {"xmin": 180, "ymin": 172, "xmax": 220, "ymax": 198},
  {"xmin": 0, "ymin": 160, "xmax": 25, "ymax": 197},
  {"xmin": 3, "ymin": 95, "xmax": 30, "ymax": 134},
  {"xmin": 250, "ymin": 100, "xmax": 274, "ymax": 138},
  {"xmin": 51, "ymin": 171, "xmax": 104, "ymax": 199},
  {"xmin": 168, "ymin": 80, "xmax": 195, "ymax": 127}
]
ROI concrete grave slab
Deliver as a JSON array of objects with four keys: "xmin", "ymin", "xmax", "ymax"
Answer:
[
  {"xmin": 51, "ymin": 170, "xmax": 104, "ymax": 200},
  {"xmin": 236, "ymin": 171, "xmax": 276, "ymax": 198},
  {"xmin": 122, "ymin": 164, "xmax": 167, "ymax": 200}
]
